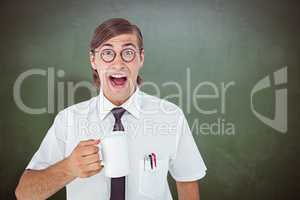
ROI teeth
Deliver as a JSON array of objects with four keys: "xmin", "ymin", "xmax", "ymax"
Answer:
[{"xmin": 111, "ymin": 74, "xmax": 126, "ymax": 78}]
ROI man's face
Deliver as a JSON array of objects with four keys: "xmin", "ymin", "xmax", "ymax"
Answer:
[{"xmin": 90, "ymin": 33, "xmax": 144, "ymax": 105}]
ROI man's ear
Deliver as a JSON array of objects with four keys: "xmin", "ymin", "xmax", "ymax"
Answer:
[
  {"xmin": 90, "ymin": 52, "xmax": 97, "ymax": 70},
  {"xmin": 139, "ymin": 48, "xmax": 145, "ymax": 68}
]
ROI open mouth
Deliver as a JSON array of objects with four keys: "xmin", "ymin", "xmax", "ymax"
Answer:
[{"xmin": 108, "ymin": 74, "xmax": 128, "ymax": 88}]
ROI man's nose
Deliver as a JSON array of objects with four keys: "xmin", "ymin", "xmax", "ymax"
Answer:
[
  {"xmin": 111, "ymin": 54, "xmax": 126, "ymax": 70},
  {"xmin": 113, "ymin": 53, "xmax": 125, "ymax": 64}
]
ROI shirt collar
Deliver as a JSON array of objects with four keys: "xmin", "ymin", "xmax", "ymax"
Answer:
[{"xmin": 97, "ymin": 87, "xmax": 141, "ymax": 120}]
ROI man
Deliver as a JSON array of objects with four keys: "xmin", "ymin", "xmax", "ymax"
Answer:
[{"xmin": 15, "ymin": 18, "xmax": 207, "ymax": 200}]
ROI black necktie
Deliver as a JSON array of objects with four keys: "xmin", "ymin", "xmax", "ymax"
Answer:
[{"xmin": 110, "ymin": 107, "xmax": 126, "ymax": 200}]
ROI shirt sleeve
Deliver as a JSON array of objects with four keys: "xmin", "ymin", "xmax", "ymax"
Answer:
[
  {"xmin": 26, "ymin": 111, "xmax": 67, "ymax": 170},
  {"xmin": 169, "ymin": 110, "xmax": 207, "ymax": 181}
]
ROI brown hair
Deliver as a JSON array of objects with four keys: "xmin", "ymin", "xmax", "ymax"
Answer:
[{"xmin": 89, "ymin": 18, "xmax": 144, "ymax": 88}]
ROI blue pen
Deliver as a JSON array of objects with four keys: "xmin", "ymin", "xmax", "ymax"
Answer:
[{"xmin": 148, "ymin": 154, "xmax": 153, "ymax": 169}]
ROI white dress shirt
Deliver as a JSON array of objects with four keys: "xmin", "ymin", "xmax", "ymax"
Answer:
[{"xmin": 26, "ymin": 87, "xmax": 207, "ymax": 200}]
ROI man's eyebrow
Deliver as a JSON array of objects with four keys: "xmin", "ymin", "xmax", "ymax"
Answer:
[
  {"xmin": 122, "ymin": 43, "xmax": 137, "ymax": 48},
  {"xmin": 100, "ymin": 43, "xmax": 113, "ymax": 48}
]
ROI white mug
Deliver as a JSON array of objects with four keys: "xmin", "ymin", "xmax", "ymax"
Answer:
[{"xmin": 99, "ymin": 132, "xmax": 130, "ymax": 178}]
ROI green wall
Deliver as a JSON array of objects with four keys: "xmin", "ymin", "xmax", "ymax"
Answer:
[{"xmin": 1, "ymin": 0, "xmax": 299, "ymax": 199}]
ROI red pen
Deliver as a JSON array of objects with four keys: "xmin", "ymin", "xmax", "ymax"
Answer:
[{"xmin": 151, "ymin": 153, "xmax": 157, "ymax": 168}]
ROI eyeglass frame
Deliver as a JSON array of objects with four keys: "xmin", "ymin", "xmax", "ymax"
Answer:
[{"xmin": 91, "ymin": 47, "xmax": 143, "ymax": 63}]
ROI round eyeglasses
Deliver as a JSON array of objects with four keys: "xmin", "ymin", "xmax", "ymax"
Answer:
[{"xmin": 94, "ymin": 48, "xmax": 138, "ymax": 63}]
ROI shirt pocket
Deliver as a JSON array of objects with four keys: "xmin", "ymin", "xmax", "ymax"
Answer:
[{"xmin": 138, "ymin": 159, "xmax": 169, "ymax": 199}]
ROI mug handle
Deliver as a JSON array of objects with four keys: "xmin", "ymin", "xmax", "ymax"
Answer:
[{"xmin": 99, "ymin": 144, "xmax": 105, "ymax": 166}]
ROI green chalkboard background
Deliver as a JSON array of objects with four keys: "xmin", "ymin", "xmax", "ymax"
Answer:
[{"xmin": 1, "ymin": 0, "xmax": 299, "ymax": 199}]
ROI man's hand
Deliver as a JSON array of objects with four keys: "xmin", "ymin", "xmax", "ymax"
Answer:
[
  {"xmin": 66, "ymin": 139, "xmax": 103, "ymax": 178},
  {"xmin": 15, "ymin": 139, "xmax": 103, "ymax": 200}
]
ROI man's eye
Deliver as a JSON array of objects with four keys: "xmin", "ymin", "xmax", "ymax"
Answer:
[
  {"xmin": 102, "ymin": 50, "xmax": 114, "ymax": 55},
  {"xmin": 124, "ymin": 50, "xmax": 134, "ymax": 55}
]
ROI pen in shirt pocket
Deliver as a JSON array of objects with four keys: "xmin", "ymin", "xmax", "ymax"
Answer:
[
  {"xmin": 148, "ymin": 154, "xmax": 153, "ymax": 170},
  {"xmin": 151, "ymin": 153, "xmax": 157, "ymax": 168}
]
